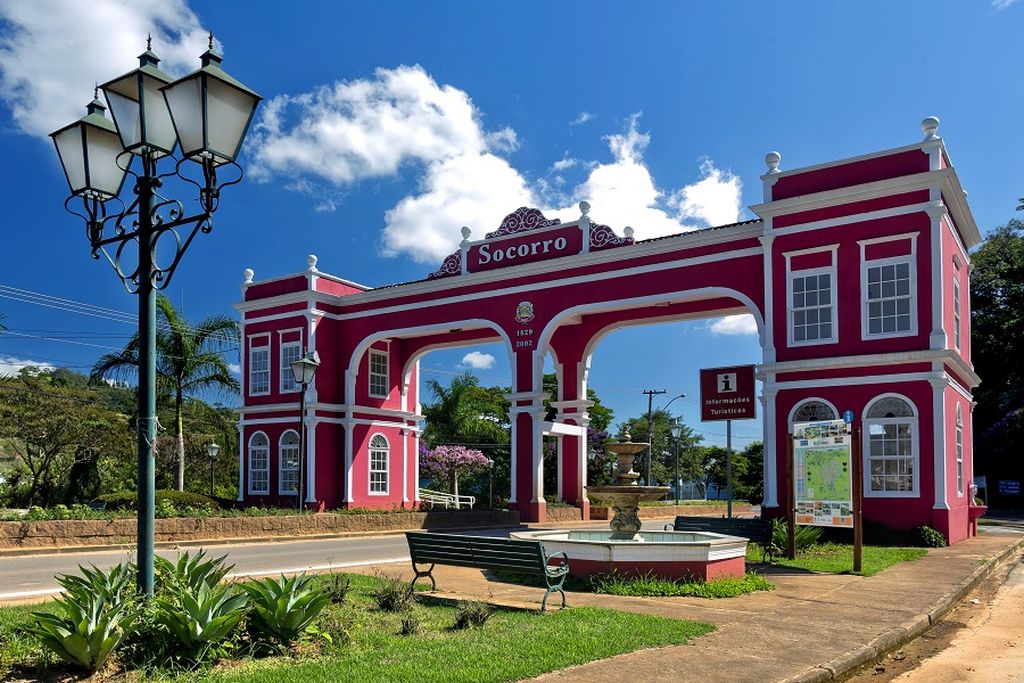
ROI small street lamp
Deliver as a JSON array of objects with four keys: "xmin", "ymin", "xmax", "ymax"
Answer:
[
  {"xmin": 290, "ymin": 350, "xmax": 321, "ymax": 511},
  {"xmin": 206, "ymin": 441, "xmax": 220, "ymax": 497},
  {"xmin": 50, "ymin": 34, "xmax": 260, "ymax": 596},
  {"xmin": 642, "ymin": 391, "xmax": 686, "ymax": 485},
  {"xmin": 670, "ymin": 420, "xmax": 682, "ymax": 505},
  {"xmin": 486, "ymin": 458, "xmax": 494, "ymax": 508}
]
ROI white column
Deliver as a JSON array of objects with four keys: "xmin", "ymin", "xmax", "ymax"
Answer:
[
  {"xmin": 343, "ymin": 417, "xmax": 355, "ymax": 504},
  {"xmin": 304, "ymin": 399, "xmax": 316, "ymax": 504},
  {"xmin": 236, "ymin": 420, "xmax": 245, "ymax": 502},
  {"xmin": 401, "ymin": 428, "xmax": 409, "ymax": 503},
  {"xmin": 761, "ymin": 384, "xmax": 779, "ymax": 508},
  {"xmin": 930, "ymin": 376, "xmax": 949, "ymax": 510},
  {"xmin": 927, "ymin": 205, "xmax": 947, "ymax": 350}
]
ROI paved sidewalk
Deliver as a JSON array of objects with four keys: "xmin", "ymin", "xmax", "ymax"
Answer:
[{"xmin": 372, "ymin": 528, "xmax": 1023, "ymax": 683}]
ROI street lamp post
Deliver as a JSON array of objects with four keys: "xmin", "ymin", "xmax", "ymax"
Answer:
[
  {"xmin": 50, "ymin": 35, "xmax": 261, "ymax": 595},
  {"xmin": 670, "ymin": 420, "xmax": 681, "ymax": 505},
  {"xmin": 290, "ymin": 350, "xmax": 321, "ymax": 512},
  {"xmin": 486, "ymin": 458, "xmax": 494, "ymax": 508},
  {"xmin": 641, "ymin": 391, "xmax": 687, "ymax": 485},
  {"xmin": 206, "ymin": 441, "xmax": 220, "ymax": 497}
]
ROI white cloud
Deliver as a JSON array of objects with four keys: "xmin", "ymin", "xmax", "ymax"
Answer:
[
  {"xmin": 0, "ymin": 356, "xmax": 55, "ymax": 376},
  {"xmin": 228, "ymin": 363, "xmax": 241, "ymax": 375},
  {"xmin": 0, "ymin": 0, "xmax": 212, "ymax": 138},
  {"xmin": 570, "ymin": 111, "xmax": 594, "ymax": 126},
  {"xmin": 460, "ymin": 351, "xmax": 495, "ymax": 370},
  {"xmin": 993, "ymin": 0, "xmax": 1021, "ymax": 9},
  {"xmin": 250, "ymin": 67, "xmax": 744, "ymax": 265},
  {"xmin": 707, "ymin": 314, "xmax": 759, "ymax": 336}
]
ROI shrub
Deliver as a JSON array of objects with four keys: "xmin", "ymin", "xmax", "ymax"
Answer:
[
  {"xmin": 452, "ymin": 601, "xmax": 492, "ymax": 629},
  {"xmin": 325, "ymin": 573, "xmax": 352, "ymax": 604},
  {"xmin": 590, "ymin": 571, "xmax": 774, "ymax": 598},
  {"xmin": 241, "ymin": 574, "xmax": 331, "ymax": 646},
  {"xmin": 399, "ymin": 613, "xmax": 421, "ymax": 636},
  {"xmin": 369, "ymin": 574, "xmax": 414, "ymax": 612},
  {"xmin": 155, "ymin": 582, "xmax": 247, "ymax": 657},
  {"xmin": 155, "ymin": 550, "xmax": 233, "ymax": 594},
  {"xmin": 26, "ymin": 563, "xmax": 139, "ymax": 671},
  {"xmin": 95, "ymin": 489, "xmax": 218, "ymax": 511},
  {"xmin": 771, "ymin": 518, "xmax": 823, "ymax": 551},
  {"xmin": 915, "ymin": 525, "xmax": 948, "ymax": 548}
]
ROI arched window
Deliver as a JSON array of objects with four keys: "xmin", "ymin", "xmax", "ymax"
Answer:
[
  {"xmin": 248, "ymin": 432, "xmax": 270, "ymax": 495},
  {"xmin": 956, "ymin": 404, "xmax": 964, "ymax": 496},
  {"xmin": 863, "ymin": 395, "xmax": 918, "ymax": 496},
  {"xmin": 369, "ymin": 434, "xmax": 389, "ymax": 494},
  {"xmin": 279, "ymin": 430, "xmax": 300, "ymax": 495},
  {"xmin": 789, "ymin": 399, "xmax": 839, "ymax": 427}
]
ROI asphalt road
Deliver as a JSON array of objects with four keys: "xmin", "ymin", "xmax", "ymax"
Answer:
[{"xmin": 0, "ymin": 527, "xmax": 524, "ymax": 602}]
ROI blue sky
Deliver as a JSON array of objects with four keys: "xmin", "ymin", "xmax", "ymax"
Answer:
[{"xmin": 0, "ymin": 1, "xmax": 1020, "ymax": 448}]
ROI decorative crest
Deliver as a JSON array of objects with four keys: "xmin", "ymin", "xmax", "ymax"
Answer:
[{"xmin": 485, "ymin": 207, "xmax": 561, "ymax": 239}]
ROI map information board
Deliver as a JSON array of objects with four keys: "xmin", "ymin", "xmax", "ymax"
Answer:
[{"xmin": 793, "ymin": 419, "xmax": 853, "ymax": 528}]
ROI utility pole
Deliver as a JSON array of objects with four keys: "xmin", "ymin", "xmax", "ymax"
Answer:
[{"xmin": 642, "ymin": 389, "xmax": 666, "ymax": 485}]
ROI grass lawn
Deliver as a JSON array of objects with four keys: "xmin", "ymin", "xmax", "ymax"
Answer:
[
  {"xmin": 0, "ymin": 573, "xmax": 714, "ymax": 683},
  {"xmin": 590, "ymin": 572, "xmax": 773, "ymax": 598},
  {"xmin": 748, "ymin": 542, "xmax": 927, "ymax": 576}
]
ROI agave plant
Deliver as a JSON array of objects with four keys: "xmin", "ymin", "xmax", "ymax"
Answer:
[
  {"xmin": 155, "ymin": 550, "xmax": 234, "ymax": 594},
  {"xmin": 27, "ymin": 563, "xmax": 139, "ymax": 671},
  {"xmin": 240, "ymin": 574, "xmax": 332, "ymax": 645},
  {"xmin": 155, "ymin": 581, "xmax": 247, "ymax": 654}
]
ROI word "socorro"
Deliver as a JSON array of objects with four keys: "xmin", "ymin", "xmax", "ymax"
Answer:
[{"xmin": 477, "ymin": 236, "xmax": 569, "ymax": 265}]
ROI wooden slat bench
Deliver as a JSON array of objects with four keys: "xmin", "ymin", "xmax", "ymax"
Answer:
[
  {"xmin": 405, "ymin": 531, "xmax": 570, "ymax": 611},
  {"xmin": 666, "ymin": 516, "xmax": 777, "ymax": 563}
]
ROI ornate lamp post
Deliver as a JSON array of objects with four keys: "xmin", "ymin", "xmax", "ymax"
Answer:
[
  {"xmin": 49, "ymin": 35, "xmax": 261, "ymax": 595},
  {"xmin": 206, "ymin": 441, "xmax": 220, "ymax": 497},
  {"xmin": 670, "ymin": 420, "xmax": 682, "ymax": 505},
  {"xmin": 290, "ymin": 350, "xmax": 321, "ymax": 512},
  {"xmin": 641, "ymin": 391, "xmax": 686, "ymax": 485},
  {"xmin": 486, "ymin": 458, "xmax": 494, "ymax": 508}
]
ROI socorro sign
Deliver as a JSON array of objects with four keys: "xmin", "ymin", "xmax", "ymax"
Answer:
[{"xmin": 468, "ymin": 225, "xmax": 582, "ymax": 273}]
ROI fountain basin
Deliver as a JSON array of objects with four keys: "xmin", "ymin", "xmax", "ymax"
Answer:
[{"xmin": 511, "ymin": 529, "xmax": 747, "ymax": 581}]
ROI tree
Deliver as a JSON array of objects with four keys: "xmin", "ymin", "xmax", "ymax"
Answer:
[
  {"xmin": 0, "ymin": 374, "xmax": 131, "ymax": 506},
  {"xmin": 617, "ymin": 409, "xmax": 703, "ymax": 485},
  {"xmin": 91, "ymin": 295, "xmax": 239, "ymax": 491},
  {"xmin": 971, "ymin": 218, "xmax": 1024, "ymax": 502},
  {"xmin": 419, "ymin": 445, "xmax": 490, "ymax": 501}
]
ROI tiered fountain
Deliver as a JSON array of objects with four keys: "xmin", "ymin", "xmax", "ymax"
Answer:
[{"xmin": 512, "ymin": 433, "xmax": 747, "ymax": 581}]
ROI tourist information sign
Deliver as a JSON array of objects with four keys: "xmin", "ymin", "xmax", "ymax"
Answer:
[{"xmin": 793, "ymin": 419, "xmax": 853, "ymax": 528}]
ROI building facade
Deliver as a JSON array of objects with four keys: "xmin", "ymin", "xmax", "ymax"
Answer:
[{"xmin": 236, "ymin": 118, "xmax": 982, "ymax": 543}]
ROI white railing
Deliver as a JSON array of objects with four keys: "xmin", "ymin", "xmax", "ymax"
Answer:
[{"xmin": 418, "ymin": 488, "xmax": 476, "ymax": 510}]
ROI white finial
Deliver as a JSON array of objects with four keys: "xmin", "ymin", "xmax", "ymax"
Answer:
[
  {"xmin": 624, "ymin": 226, "xmax": 634, "ymax": 239},
  {"xmin": 307, "ymin": 254, "xmax": 318, "ymax": 272},
  {"xmin": 921, "ymin": 116, "xmax": 940, "ymax": 141},
  {"xmin": 243, "ymin": 268, "xmax": 254, "ymax": 284},
  {"xmin": 460, "ymin": 226, "xmax": 471, "ymax": 241},
  {"xmin": 579, "ymin": 200, "xmax": 591, "ymax": 216},
  {"xmin": 765, "ymin": 151, "xmax": 781, "ymax": 174}
]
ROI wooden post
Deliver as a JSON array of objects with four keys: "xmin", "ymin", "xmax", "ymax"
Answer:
[
  {"xmin": 852, "ymin": 426, "xmax": 863, "ymax": 573},
  {"xmin": 786, "ymin": 433, "xmax": 796, "ymax": 560}
]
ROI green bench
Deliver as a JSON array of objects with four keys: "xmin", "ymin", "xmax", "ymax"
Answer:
[
  {"xmin": 667, "ymin": 516, "xmax": 777, "ymax": 564},
  {"xmin": 405, "ymin": 531, "xmax": 570, "ymax": 611}
]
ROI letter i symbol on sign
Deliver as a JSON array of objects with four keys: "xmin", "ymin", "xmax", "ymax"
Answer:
[{"xmin": 718, "ymin": 373, "xmax": 737, "ymax": 393}]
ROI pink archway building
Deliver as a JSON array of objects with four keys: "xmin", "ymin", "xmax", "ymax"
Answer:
[{"xmin": 236, "ymin": 118, "xmax": 982, "ymax": 543}]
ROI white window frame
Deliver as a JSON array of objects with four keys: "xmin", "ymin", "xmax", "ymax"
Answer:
[
  {"xmin": 858, "ymin": 233, "xmax": 919, "ymax": 341},
  {"xmin": 955, "ymin": 403, "xmax": 964, "ymax": 497},
  {"xmin": 862, "ymin": 393, "xmax": 920, "ymax": 498},
  {"xmin": 368, "ymin": 433, "xmax": 389, "ymax": 495},
  {"xmin": 952, "ymin": 273, "xmax": 962, "ymax": 352},
  {"xmin": 279, "ymin": 330, "xmax": 303, "ymax": 394},
  {"xmin": 248, "ymin": 431, "xmax": 270, "ymax": 495},
  {"xmin": 784, "ymin": 245, "xmax": 838, "ymax": 347},
  {"xmin": 248, "ymin": 333, "xmax": 271, "ymax": 397},
  {"xmin": 279, "ymin": 430, "xmax": 300, "ymax": 496},
  {"xmin": 788, "ymin": 398, "xmax": 839, "ymax": 430},
  {"xmin": 368, "ymin": 348, "xmax": 389, "ymax": 399}
]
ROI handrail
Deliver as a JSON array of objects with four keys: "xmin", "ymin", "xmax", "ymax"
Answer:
[{"xmin": 418, "ymin": 488, "xmax": 476, "ymax": 510}]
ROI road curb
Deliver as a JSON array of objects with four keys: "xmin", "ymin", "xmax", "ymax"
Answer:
[{"xmin": 780, "ymin": 535, "xmax": 1024, "ymax": 683}]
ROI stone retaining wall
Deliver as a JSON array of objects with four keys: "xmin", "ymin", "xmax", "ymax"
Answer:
[
  {"xmin": 0, "ymin": 509, "xmax": 520, "ymax": 550},
  {"xmin": 544, "ymin": 506, "xmax": 583, "ymax": 522},
  {"xmin": 588, "ymin": 503, "xmax": 752, "ymax": 521}
]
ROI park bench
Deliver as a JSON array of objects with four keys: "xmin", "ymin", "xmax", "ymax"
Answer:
[
  {"xmin": 666, "ymin": 516, "xmax": 777, "ymax": 563},
  {"xmin": 405, "ymin": 531, "xmax": 570, "ymax": 611}
]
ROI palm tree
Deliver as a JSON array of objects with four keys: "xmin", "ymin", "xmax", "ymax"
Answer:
[{"xmin": 91, "ymin": 295, "xmax": 239, "ymax": 491}]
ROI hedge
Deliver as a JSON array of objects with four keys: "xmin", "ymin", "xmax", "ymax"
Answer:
[{"xmin": 95, "ymin": 490, "xmax": 219, "ymax": 510}]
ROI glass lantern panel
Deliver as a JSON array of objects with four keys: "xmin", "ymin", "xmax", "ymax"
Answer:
[
  {"xmin": 105, "ymin": 88, "xmax": 142, "ymax": 150},
  {"xmin": 141, "ymin": 74, "xmax": 177, "ymax": 154},
  {"xmin": 163, "ymin": 76, "xmax": 203, "ymax": 156},
  {"xmin": 84, "ymin": 125, "xmax": 127, "ymax": 197},
  {"xmin": 206, "ymin": 78, "xmax": 258, "ymax": 163},
  {"xmin": 53, "ymin": 126, "xmax": 87, "ymax": 193}
]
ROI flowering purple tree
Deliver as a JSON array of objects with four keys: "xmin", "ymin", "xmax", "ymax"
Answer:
[{"xmin": 419, "ymin": 445, "xmax": 490, "ymax": 502}]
